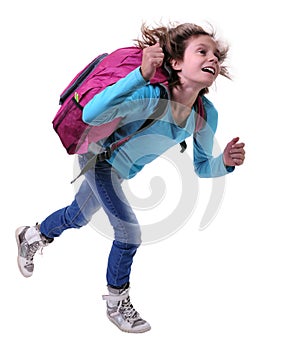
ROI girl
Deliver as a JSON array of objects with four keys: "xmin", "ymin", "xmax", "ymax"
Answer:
[{"xmin": 16, "ymin": 22, "xmax": 245, "ymax": 333}]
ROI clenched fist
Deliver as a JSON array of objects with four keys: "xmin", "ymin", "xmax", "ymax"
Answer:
[
  {"xmin": 223, "ymin": 137, "xmax": 246, "ymax": 167},
  {"xmin": 140, "ymin": 43, "xmax": 164, "ymax": 81}
]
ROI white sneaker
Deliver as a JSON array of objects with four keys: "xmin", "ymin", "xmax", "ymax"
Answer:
[
  {"xmin": 15, "ymin": 224, "xmax": 53, "ymax": 277},
  {"xmin": 102, "ymin": 284, "xmax": 151, "ymax": 333}
]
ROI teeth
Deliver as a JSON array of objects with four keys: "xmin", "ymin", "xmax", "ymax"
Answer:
[{"xmin": 202, "ymin": 67, "xmax": 215, "ymax": 75}]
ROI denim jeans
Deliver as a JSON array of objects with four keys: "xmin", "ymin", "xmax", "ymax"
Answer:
[{"xmin": 40, "ymin": 154, "xmax": 141, "ymax": 287}]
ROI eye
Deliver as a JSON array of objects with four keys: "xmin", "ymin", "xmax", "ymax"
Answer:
[{"xmin": 199, "ymin": 49, "xmax": 206, "ymax": 56}]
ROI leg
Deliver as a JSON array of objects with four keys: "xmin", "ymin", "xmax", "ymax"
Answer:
[
  {"xmin": 40, "ymin": 179, "xmax": 102, "ymax": 238},
  {"xmin": 86, "ymin": 160, "xmax": 150, "ymax": 333},
  {"xmin": 83, "ymin": 158, "xmax": 141, "ymax": 288},
  {"xmin": 16, "ymin": 156, "xmax": 103, "ymax": 277}
]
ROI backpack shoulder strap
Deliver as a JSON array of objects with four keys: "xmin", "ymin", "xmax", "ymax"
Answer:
[
  {"xmin": 71, "ymin": 84, "xmax": 169, "ymax": 184},
  {"xmin": 179, "ymin": 95, "xmax": 206, "ymax": 153},
  {"xmin": 194, "ymin": 96, "xmax": 206, "ymax": 132}
]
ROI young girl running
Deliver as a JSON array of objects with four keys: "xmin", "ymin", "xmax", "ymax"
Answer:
[{"xmin": 16, "ymin": 22, "xmax": 245, "ymax": 333}]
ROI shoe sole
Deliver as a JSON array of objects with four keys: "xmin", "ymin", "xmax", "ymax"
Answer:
[
  {"xmin": 15, "ymin": 226, "xmax": 32, "ymax": 278},
  {"xmin": 106, "ymin": 312, "xmax": 151, "ymax": 333}
]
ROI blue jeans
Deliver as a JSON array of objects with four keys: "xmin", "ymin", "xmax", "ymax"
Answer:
[{"xmin": 40, "ymin": 154, "xmax": 141, "ymax": 288}]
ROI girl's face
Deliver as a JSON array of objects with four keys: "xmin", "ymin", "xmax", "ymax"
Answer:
[{"xmin": 172, "ymin": 35, "xmax": 221, "ymax": 90}]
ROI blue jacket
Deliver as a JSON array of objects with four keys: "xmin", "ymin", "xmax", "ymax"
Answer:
[{"xmin": 82, "ymin": 67, "xmax": 234, "ymax": 179}]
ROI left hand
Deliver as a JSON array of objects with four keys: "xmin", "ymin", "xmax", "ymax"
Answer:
[{"xmin": 223, "ymin": 137, "xmax": 246, "ymax": 167}]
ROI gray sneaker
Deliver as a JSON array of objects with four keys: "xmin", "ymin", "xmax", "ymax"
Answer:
[
  {"xmin": 15, "ymin": 224, "xmax": 53, "ymax": 278},
  {"xmin": 102, "ymin": 284, "xmax": 151, "ymax": 333}
]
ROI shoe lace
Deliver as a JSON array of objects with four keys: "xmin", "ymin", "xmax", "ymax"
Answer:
[
  {"xmin": 119, "ymin": 296, "xmax": 140, "ymax": 322},
  {"xmin": 39, "ymin": 238, "xmax": 50, "ymax": 255},
  {"xmin": 27, "ymin": 241, "xmax": 41, "ymax": 261}
]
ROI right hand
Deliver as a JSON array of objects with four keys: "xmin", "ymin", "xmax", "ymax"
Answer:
[
  {"xmin": 223, "ymin": 137, "xmax": 246, "ymax": 167},
  {"xmin": 140, "ymin": 43, "xmax": 164, "ymax": 81}
]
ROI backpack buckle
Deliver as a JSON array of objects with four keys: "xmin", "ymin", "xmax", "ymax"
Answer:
[{"xmin": 98, "ymin": 146, "xmax": 112, "ymax": 161}]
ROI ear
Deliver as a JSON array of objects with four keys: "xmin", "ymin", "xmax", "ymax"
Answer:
[{"xmin": 170, "ymin": 58, "xmax": 182, "ymax": 71}]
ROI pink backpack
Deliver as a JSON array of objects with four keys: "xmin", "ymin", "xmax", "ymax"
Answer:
[{"xmin": 52, "ymin": 46, "xmax": 206, "ymax": 156}]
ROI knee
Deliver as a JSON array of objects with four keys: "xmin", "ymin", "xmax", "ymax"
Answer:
[
  {"xmin": 128, "ymin": 228, "xmax": 142, "ymax": 246},
  {"xmin": 113, "ymin": 240, "xmax": 140, "ymax": 254},
  {"xmin": 115, "ymin": 224, "xmax": 142, "ymax": 246},
  {"xmin": 65, "ymin": 207, "xmax": 89, "ymax": 228},
  {"xmin": 64, "ymin": 197, "xmax": 94, "ymax": 228}
]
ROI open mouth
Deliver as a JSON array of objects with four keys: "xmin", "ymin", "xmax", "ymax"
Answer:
[{"xmin": 202, "ymin": 67, "xmax": 215, "ymax": 75}]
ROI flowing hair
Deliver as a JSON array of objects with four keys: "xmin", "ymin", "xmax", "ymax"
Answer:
[{"xmin": 134, "ymin": 22, "xmax": 230, "ymax": 94}]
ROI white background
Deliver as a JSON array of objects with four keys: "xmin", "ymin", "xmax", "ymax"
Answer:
[{"xmin": 1, "ymin": 0, "xmax": 300, "ymax": 340}]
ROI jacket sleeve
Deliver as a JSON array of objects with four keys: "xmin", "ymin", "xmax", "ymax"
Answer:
[
  {"xmin": 82, "ymin": 67, "xmax": 150, "ymax": 126},
  {"xmin": 193, "ymin": 96, "xmax": 235, "ymax": 178}
]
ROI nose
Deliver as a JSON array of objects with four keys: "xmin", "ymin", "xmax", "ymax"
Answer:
[{"xmin": 208, "ymin": 51, "xmax": 219, "ymax": 64}]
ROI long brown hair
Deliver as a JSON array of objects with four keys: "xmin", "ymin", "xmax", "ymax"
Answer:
[{"xmin": 135, "ymin": 22, "xmax": 230, "ymax": 95}]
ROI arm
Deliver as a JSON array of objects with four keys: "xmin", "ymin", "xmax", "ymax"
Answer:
[
  {"xmin": 193, "ymin": 97, "xmax": 235, "ymax": 178},
  {"xmin": 82, "ymin": 67, "xmax": 149, "ymax": 125},
  {"xmin": 82, "ymin": 43, "xmax": 165, "ymax": 126}
]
